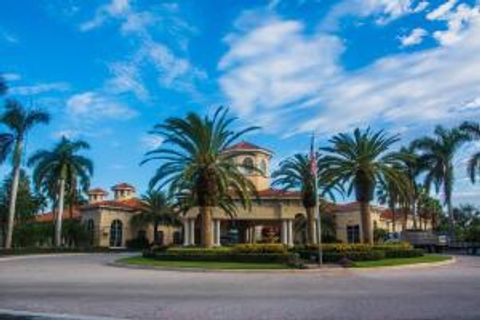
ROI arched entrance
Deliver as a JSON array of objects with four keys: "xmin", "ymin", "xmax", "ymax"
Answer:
[{"xmin": 109, "ymin": 219, "xmax": 123, "ymax": 247}]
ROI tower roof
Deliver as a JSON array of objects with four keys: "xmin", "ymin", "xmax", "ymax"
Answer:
[
  {"xmin": 111, "ymin": 183, "xmax": 136, "ymax": 191},
  {"xmin": 226, "ymin": 141, "xmax": 273, "ymax": 155}
]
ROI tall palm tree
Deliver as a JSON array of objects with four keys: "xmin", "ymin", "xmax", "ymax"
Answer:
[
  {"xmin": 131, "ymin": 190, "xmax": 180, "ymax": 245},
  {"xmin": 28, "ymin": 137, "xmax": 93, "ymax": 247},
  {"xmin": 460, "ymin": 121, "xmax": 480, "ymax": 183},
  {"xmin": 0, "ymin": 99, "xmax": 49, "ymax": 248},
  {"xmin": 272, "ymin": 153, "xmax": 338, "ymax": 245},
  {"xmin": 398, "ymin": 145, "xmax": 421, "ymax": 229},
  {"xmin": 321, "ymin": 128, "xmax": 409, "ymax": 244},
  {"xmin": 412, "ymin": 125, "xmax": 469, "ymax": 236},
  {"xmin": 142, "ymin": 107, "xmax": 259, "ymax": 247}
]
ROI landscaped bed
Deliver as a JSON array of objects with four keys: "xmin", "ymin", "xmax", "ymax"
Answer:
[
  {"xmin": 136, "ymin": 242, "xmax": 447, "ymax": 269},
  {"xmin": 119, "ymin": 256, "xmax": 291, "ymax": 270},
  {"xmin": 351, "ymin": 254, "xmax": 452, "ymax": 268}
]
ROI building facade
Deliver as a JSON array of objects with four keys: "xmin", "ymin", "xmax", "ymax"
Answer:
[{"xmin": 36, "ymin": 141, "xmax": 430, "ymax": 247}]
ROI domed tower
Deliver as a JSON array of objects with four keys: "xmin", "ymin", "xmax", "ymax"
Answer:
[
  {"xmin": 111, "ymin": 183, "xmax": 136, "ymax": 200},
  {"xmin": 225, "ymin": 141, "xmax": 273, "ymax": 191}
]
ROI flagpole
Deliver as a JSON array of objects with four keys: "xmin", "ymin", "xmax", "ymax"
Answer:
[{"xmin": 312, "ymin": 132, "xmax": 323, "ymax": 266}]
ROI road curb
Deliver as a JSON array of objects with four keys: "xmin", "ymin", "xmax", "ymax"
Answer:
[{"xmin": 352, "ymin": 256, "xmax": 456, "ymax": 271}]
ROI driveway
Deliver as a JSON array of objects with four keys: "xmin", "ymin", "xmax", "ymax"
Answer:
[{"xmin": 0, "ymin": 253, "xmax": 479, "ymax": 320}]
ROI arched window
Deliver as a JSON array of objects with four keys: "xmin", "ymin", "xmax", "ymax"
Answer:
[
  {"xmin": 86, "ymin": 219, "xmax": 95, "ymax": 246},
  {"xmin": 109, "ymin": 219, "xmax": 123, "ymax": 247},
  {"xmin": 259, "ymin": 159, "xmax": 267, "ymax": 175},
  {"xmin": 242, "ymin": 157, "xmax": 255, "ymax": 174}
]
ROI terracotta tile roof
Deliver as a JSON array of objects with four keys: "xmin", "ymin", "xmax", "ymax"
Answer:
[
  {"xmin": 82, "ymin": 197, "xmax": 145, "ymax": 211},
  {"xmin": 88, "ymin": 188, "xmax": 108, "ymax": 195},
  {"xmin": 256, "ymin": 188, "xmax": 301, "ymax": 198},
  {"xmin": 111, "ymin": 183, "xmax": 136, "ymax": 191},
  {"xmin": 226, "ymin": 141, "xmax": 273, "ymax": 154},
  {"xmin": 35, "ymin": 208, "xmax": 81, "ymax": 223}
]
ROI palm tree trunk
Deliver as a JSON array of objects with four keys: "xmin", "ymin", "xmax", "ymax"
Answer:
[
  {"xmin": 55, "ymin": 178, "xmax": 66, "ymax": 247},
  {"xmin": 412, "ymin": 198, "xmax": 418, "ymax": 230},
  {"xmin": 360, "ymin": 201, "xmax": 373, "ymax": 244},
  {"xmin": 200, "ymin": 206, "xmax": 213, "ymax": 247},
  {"xmin": 306, "ymin": 206, "xmax": 316, "ymax": 245},
  {"xmin": 4, "ymin": 140, "xmax": 23, "ymax": 249}
]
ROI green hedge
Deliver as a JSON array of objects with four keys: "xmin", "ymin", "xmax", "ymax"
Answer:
[
  {"xmin": 0, "ymin": 246, "xmax": 117, "ymax": 256},
  {"xmin": 384, "ymin": 248, "xmax": 424, "ymax": 259},
  {"xmin": 143, "ymin": 250, "xmax": 303, "ymax": 268},
  {"xmin": 296, "ymin": 250, "xmax": 386, "ymax": 262}
]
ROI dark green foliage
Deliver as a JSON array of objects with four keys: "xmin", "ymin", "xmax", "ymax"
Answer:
[
  {"xmin": 126, "ymin": 236, "xmax": 151, "ymax": 250},
  {"xmin": 383, "ymin": 248, "xmax": 424, "ymax": 259},
  {"xmin": 296, "ymin": 250, "xmax": 386, "ymax": 262}
]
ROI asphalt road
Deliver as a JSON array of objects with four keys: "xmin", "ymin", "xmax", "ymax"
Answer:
[{"xmin": 0, "ymin": 253, "xmax": 479, "ymax": 320}]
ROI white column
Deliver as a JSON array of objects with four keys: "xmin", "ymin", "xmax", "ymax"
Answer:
[
  {"xmin": 183, "ymin": 220, "xmax": 190, "ymax": 246},
  {"xmin": 287, "ymin": 220, "xmax": 294, "ymax": 247},
  {"xmin": 281, "ymin": 220, "xmax": 288, "ymax": 245},
  {"xmin": 215, "ymin": 220, "xmax": 221, "ymax": 246},
  {"xmin": 189, "ymin": 219, "xmax": 195, "ymax": 245}
]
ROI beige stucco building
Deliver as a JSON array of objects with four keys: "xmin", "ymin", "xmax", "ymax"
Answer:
[{"xmin": 35, "ymin": 141, "xmax": 431, "ymax": 247}]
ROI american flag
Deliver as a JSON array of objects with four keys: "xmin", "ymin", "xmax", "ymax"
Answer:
[{"xmin": 309, "ymin": 134, "xmax": 317, "ymax": 177}]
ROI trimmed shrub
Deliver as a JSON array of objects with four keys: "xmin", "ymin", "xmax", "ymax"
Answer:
[
  {"xmin": 232, "ymin": 243, "xmax": 287, "ymax": 254},
  {"xmin": 143, "ymin": 251, "xmax": 296, "ymax": 264},
  {"xmin": 0, "ymin": 246, "xmax": 115, "ymax": 256},
  {"xmin": 384, "ymin": 248, "xmax": 424, "ymax": 259},
  {"xmin": 126, "ymin": 236, "xmax": 150, "ymax": 250},
  {"xmin": 165, "ymin": 246, "xmax": 233, "ymax": 254},
  {"xmin": 296, "ymin": 250, "xmax": 385, "ymax": 262}
]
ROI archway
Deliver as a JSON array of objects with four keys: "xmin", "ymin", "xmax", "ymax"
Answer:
[{"xmin": 109, "ymin": 219, "xmax": 123, "ymax": 247}]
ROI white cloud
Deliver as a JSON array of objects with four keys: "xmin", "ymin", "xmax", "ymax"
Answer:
[
  {"xmin": 400, "ymin": 28, "xmax": 428, "ymax": 46},
  {"xmin": 66, "ymin": 91, "xmax": 137, "ymax": 121},
  {"xmin": 2, "ymin": 73, "xmax": 21, "ymax": 81},
  {"xmin": 141, "ymin": 135, "xmax": 164, "ymax": 150},
  {"xmin": 429, "ymin": 3, "xmax": 480, "ymax": 46},
  {"xmin": 81, "ymin": 1, "xmax": 205, "ymax": 99},
  {"xmin": 426, "ymin": 0, "xmax": 457, "ymax": 20},
  {"xmin": 219, "ymin": 6, "xmax": 480, "ymax": 136},
  {"xmin": 9, "ymin": 82, "xmax": 69, "ymax": 95},
  {"xmin": 219, "ymin": 18, "xmax": 342, "ymax": 120},
  {"xmin": 322, "ymin": 0, "xmax": 428, "ymax": 29},
  {"xmin": 80, "ymin": 0, "xmax": 130, "ymax": 31}
]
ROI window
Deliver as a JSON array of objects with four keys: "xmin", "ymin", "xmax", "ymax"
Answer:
[
  {"xmin": 86, "ymin": 219, "xmax": 94, "ymax": 246},
  {"xmin": 173, "ymin": 231, "xmax": 182, "ymax": 245},
  {"xmin": 347, "ymin": 225, "xmax": 360, "ymax": 243},
  {"xmin": 242, "ymin": 157, "xmax": 255, "ymax": 174},
  {"xmin": 259, "ymin": 159, "xmax": 267, "ymax": 175},
  {"xmin": 109, "ymin": 220, "xmax": 123, "ymax": 247}
]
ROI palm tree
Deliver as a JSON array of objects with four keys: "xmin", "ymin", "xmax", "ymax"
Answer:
[
  {"xmin": 142, "ymin": 107, "xmax": 259, "ymax": 247},
  {"xmin": 412, "ymin": 125, "xmax": 469, "ymax": 236},
  {"xmin": 0, "ymin": 99, "xmax": 50, "ymax": 248},
  {"xmin": 321, "ymin": 128, "xmax": 409, "ymax": 244},
  {"xmin": 398, "ymin": 145, "xmax": 421, "ymax": 229},
  {"xmin": 28, "ymin": 137, "xmax": 93, "ymax": 247},
  {"xmin": 460, "ymin": 121, "xmax": 480, "ymax": 183},
  {"xmin": 272, "ymin": 153, "xmax": 338, "ymax": 245},
  {"xmin": 131, "ymin": 190, "xmax": 180, "ymax": 245}
]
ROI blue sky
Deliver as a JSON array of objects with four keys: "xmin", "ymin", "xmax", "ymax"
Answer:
[{"xmin": 1, "ymin": 0, "xmax": 480, "ymax": 205}]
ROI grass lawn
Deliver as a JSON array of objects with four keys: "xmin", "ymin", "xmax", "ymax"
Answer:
[
  {"xmin": 118, "ymin": 256, "xmax": 291, "ymax": 270},
  {"xmin": 352, "ymin": 254, "xmax": 452, "ymax": 268}
]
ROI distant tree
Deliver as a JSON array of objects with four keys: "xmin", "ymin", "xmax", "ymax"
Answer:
[
  {"xmin": 460, "ymin": 121, "xmax": 480, "ymax": 183},
  {"xmin": 0, "ymin": 99, "xmax": 49, "ymax": 248},
  {"xmin": 0, "ymin": 171, "xmax": 41, "ymax": 245},
  {"xmin": 412, "ymin": 125, "xmax": 469, "ymax": 236},
  {"xmin": 321, "ymin": 128, "xmax": 409, "ymax": 244},
  {"xmin": 28, "ymin": 137, "xmax": 93, "ymax": 247},
  {"xmin": 130, "ymin": 190, "xmax": 180, "ymax": 245}
]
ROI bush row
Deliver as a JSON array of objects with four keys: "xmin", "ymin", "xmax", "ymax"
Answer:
[
  {"xmin": 296, "ymin": 248, "xmax": 424, "ymax": 262},
  {"xmin": 0, "ymin": 246, "xmax": 118, "ymax": 256},
  {"xmin": 296, "ymin": 242, "xmax": 413, "ymax": 253},
  {"xmin": 143, "ymin": 251, "xmax": 303, "ymax": 267}
]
